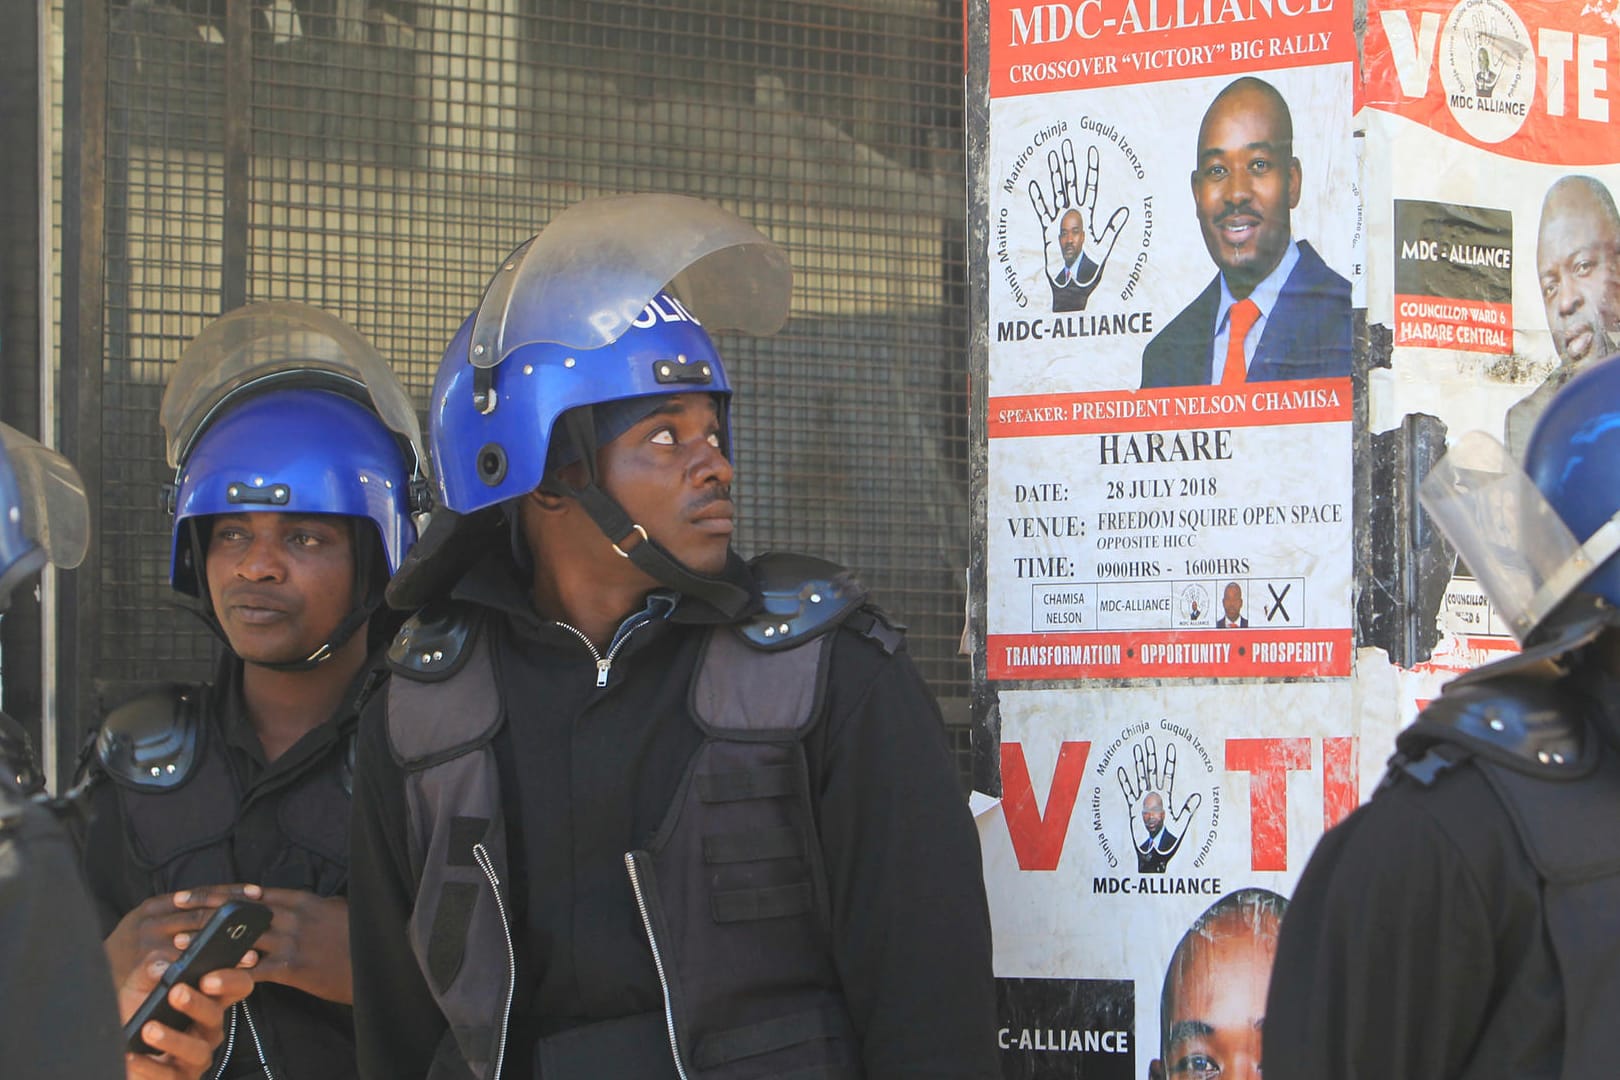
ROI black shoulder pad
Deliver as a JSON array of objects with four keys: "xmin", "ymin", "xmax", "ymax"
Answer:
[
  {"xmin": 1395, "ymin": 673, "xmax": 1591, "ymax": 781},
  {"xmin": 736, "ymin": 551, "xmax": 868, "ymax": 651},
  {"xmin": 389, "ymin": 599, "xmax": 484, "ymax": 682},
  {"xmin": 96, "ymin": 685, "xmax": 204, "ymax": 790}
]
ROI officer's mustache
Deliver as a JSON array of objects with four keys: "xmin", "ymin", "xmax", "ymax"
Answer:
[{"xmin": 688, "ymin": 486, "xmax": 733, "ymax": 513}]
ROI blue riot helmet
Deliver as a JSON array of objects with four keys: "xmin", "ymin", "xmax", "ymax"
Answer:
[
  {"xmin": 0, "ymin": 443, "xmax": 43, "ymax": 612},
  {"xmin": 417, "ymin": 194, "xmax": 790, "ymax": 615},
  {"xmin": 0, "ymin": 423, "xmax": 88, "ymax": 613},
  {"xmin": 0, "ymin": 424, "xmax": 88, "ymax": 792},
  {"xmin": 1521, "ymin": 353, "xmax": 1620, "ymax": 624},
  {"xmin": 432, "ymin": 292, "xmax": 733, "ymax": 512},
  {"xmin": 1422, "ymin": 352, "xmax": 1620, "ymax": 646},
  {"xmin": 162, "ymin": 303, "xmax": 429, "ymax": 668}
]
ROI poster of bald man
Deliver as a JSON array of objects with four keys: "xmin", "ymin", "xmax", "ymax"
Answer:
[
  {"xmin": 1361, "ymin": 0, "xmax": 1620, "ymax": 458},
  {"xmin": 1357, "ymin": 0, "xmax": 1620, "ymax": 698},
  {"xmin": 1139, "ymin": 76, "xmax": 1353, "ymax": 388},
  {"xmin": 1502, "ymin": 175, "xmax": 1620, "ymax": 457},
  {"xmin": 983, "ymin": 70, "xmax": 1356, "ymax": 682},
  {"xmin": 987, "ymin": 64, "xmax": 1357, "ymax": 397},
  {"xmin": 1148, "ymin": 890, "xmax": 1285, "ymax": 1080}
]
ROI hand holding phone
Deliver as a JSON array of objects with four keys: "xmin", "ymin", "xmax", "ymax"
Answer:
[{"xmin": 122, "ymin": 899, "xmax": 272, "ymax": 1055}]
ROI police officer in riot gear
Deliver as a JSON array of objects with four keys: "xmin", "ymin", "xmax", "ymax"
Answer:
[
  {"xmin": 347, "ymin": 194, "xmax": 998, "ymax": 1079},
  {"xmin": 78, "ymin": 303, "xmax": 426, "ymax": 1080},
  {"xmin": 0, "ymin": 424, "xmax": 253, "ymax": 1080},
  {"xmin": 1264, "ymin": 351, "xmax": 1620, "ymax": 1077}
]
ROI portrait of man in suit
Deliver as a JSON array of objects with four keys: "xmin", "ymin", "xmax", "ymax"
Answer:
[
  {"xmin": 1214, "ymin": 581, "xmax": 1248, "ymax": 628},
  {"xmin": 1053, "ymin": 209, "xmax": 1089, "ymax": 309},
  {"xmin": 1505, "ymin": 175, "xmax": 1620, "ymax": 458},
  {"xmin": 1148, "ymin": 889, "xmax": 1286, "ymax": 1080},
  {"xmin": 1136, "ymin": 791, "xmax": 1179, "ymax": 874},
  {"xmin": 1119, "ymin": 736, "xmax": 1201, "ymax": 875},
  {"xmin": 1140, "ymin": 77, "xmax": 1352, "ymax": 388}
]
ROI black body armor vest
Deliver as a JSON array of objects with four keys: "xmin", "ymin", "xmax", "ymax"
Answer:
[
  {"xmin": 94, "ymin": 681, "xmax": 361, "ymax": 1079},
  {"xmin": 387, "ymin": 555, "xmax": 879, "ymax": 1080}
]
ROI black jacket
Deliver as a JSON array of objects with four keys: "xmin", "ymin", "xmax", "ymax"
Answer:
[
  {"xmin": 348, "ymin": 559, "xmax": 1000, "ymax": 1079},
  {"xmin": 1264, "ymin": 662, "xmax": 1620, "ymax": 1079},
  {"xmin": 1, "ymin": 770, "xmax": 125, "ymax": 1079},
  {"xmin": 81, "ymin": 652, "xmax": 368, "ymax": 1080}
]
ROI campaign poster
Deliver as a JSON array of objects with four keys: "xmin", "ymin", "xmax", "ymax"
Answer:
[
  {"xmin": 981, "ymin": 680, "xmax": 1395, "ymax": 1078},
  {"xmin": 982, "ymin": 1, "xmax": 1357, "ymax": 679},
  {"xmin": 1361, "ymin": 0, "xmax": 1620, "ymax": 687},
  {"xmin": 1364, "ymin": 0, "xmax": 1620, "ymax": 454}
]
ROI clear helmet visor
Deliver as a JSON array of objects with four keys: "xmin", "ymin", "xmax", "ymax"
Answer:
[
  {"xmin": 0, "ymin": 422, "xmax": 89, "ymax": 570},
  {"xmin": 469, "ymin": 193, "xmax": 792, "ymax": 368},
  {"xmin": 1419, "ymin": 430, "xmax": 1620, "ymax": 641},
  {"xmin": 160, "ymin": 302, "xmax": 424, "ymax": 470}
]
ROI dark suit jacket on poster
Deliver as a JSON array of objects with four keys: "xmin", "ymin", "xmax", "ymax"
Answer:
[
  {"xmin": 1215, "ymin": 616, "xmax": 1248, "ymax": 628},
  {"xmin": 1050, "ymin": 257, "xmax": 1100, "ymax": 313},
  {"xmin": 1140, "ymin": 240, "xmax": 1352, "ymax": 388},
  {"xmin": 1137, "ymin": 829, "xmax": 1179, "ymax": 874}
]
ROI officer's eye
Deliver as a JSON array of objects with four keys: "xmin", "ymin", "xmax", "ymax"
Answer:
[
  {"xmin": 214, "ymin": 526, "xmax": 247, "ymax": 542},
  {"xmin": 650, "ymin": 428, "xmax": 676, "ymax": 446},
  {"xmin": 290, "ymin": 532, "xmax": 322, "ymax": 547},
  {"xmin": 706, "ymin": 432, "xmax": 721, "ymax": 449}
]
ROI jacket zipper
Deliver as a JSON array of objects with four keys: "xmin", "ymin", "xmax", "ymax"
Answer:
[
  {"xmin": 624, "ymin": 851, "xmax": 691, "ymax": 1080},
  {"xmin": 210, "ymin": 1005, "xmax": 238, "ymax": 1079},
  {"xmin": 209, "ymin": 999, "xmax": 272, "ymax": 1079},
  {"xmin": 473, "ymin": 842, "xmax": 516, "ymax": 1080},
  {"xmin": 239, "ymin": 1000, "xmax": 273, "ymax": 1078},
  {"xmin": 553, "ymin": 614, "xmax": 654, "ymax": 687}
]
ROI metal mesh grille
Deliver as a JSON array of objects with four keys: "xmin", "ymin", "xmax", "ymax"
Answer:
[{"xmin": 89, "ymin": 0, "xmax": 969, "ymax": 752}]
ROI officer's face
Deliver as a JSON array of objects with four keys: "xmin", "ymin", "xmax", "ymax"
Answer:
[
  {"xmin": 1060, "ymin": 210, "xmax": 1085, "ymax": 266},
  {"xmin": 204, "ymin": 512, "xmax": 357, "ymax": 665},
  {"xmin": 1191, "ymin": 87, "xmax": 1301, "ymax": 299},
  {"xmin": 1148, "ymin": 913, "xmax": 1276, "ymax": 1080},
  {"xmin": 1537, "ymin": 183, "xmax": 1620, "ymax": 369},
  {"xmin": 595, "ymin": 394, "xmax": 734, "ymax": 578}
]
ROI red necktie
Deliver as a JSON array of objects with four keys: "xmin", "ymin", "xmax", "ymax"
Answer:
[{"xmin": 1222, "ymin": 298, "xmax": 1261, "ymax": 386}]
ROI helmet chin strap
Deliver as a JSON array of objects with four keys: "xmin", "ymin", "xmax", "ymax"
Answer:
[
  {"xmin": 248, "ymin": 599, "xmax": 376, "ymax": 672},
  {"xmin": 556, "ymin": 409, "xmax": 754, "ymax": 619}
]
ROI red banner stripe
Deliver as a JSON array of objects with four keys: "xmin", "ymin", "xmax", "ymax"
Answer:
[
  {"xmin": 988, "ymin": 377, "xmax": 1351, "ymax": 438},
  {"xmin": 987, "ymin": 628, "xmax": 1352, "ymax": 678},
  {"xmin": 989, "ymin": 0, "xmax": 1354, "ymax": 97}
]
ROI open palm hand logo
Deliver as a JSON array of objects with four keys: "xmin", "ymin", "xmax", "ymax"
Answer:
[
  {"xmin": 1117, "ymin": 736, "xmax": 1202, "ymax": 873},
  {"xmin": 1028, "ymin": 137, "xmax": 1130, "ymax": 312}
]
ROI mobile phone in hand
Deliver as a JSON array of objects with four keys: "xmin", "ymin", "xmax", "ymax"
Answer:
[{"xmin": 122, "ymin": 899, "xmax": 272, "ymax": 1055}]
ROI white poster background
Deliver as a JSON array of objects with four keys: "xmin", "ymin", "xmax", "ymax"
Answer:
[{"xmin": 986, "ymin": 421, "xmax": 1352, "ymax": 637}]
